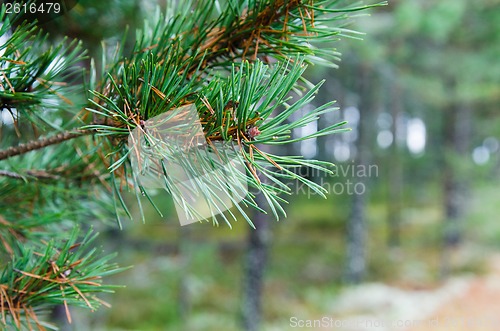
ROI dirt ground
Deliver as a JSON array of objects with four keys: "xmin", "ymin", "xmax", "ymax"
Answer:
[
  {"xmin": 407, "ymin": 256, "xmax": 500, "ymax": 331},
  {"xmin": 325, "ymin": 255, "xmax": 500, "ymax": 331}
]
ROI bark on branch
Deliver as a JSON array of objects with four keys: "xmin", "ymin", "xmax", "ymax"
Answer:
[{"xmin": 0, "ymin": 129, "xmax": 93, "ymax": 161}]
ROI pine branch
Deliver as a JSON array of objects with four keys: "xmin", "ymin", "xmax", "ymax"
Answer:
[
  {"xmin": 0, "ymin": 228, "xmax": 125, "ymax": 330},
  {"xmin": 0, "ymin": 129, "xmax": 93, "ymax": 161},
  {"xmin": 0, "ymin": 170, "xmax": 24, "ymax": 180},
  {"xmin": 189, "ymin": 0, "xmax": 303, "ymax": 70},
  {"xmin": 0, "ymin": 8, "xmax": 87, "ymax": 131},
  {"xmin": 0, "ymin": 169, "xmax": 63, "ymax": 181}
]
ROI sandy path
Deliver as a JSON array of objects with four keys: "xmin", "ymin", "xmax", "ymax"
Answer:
[
  {"xmin": 408, "ymin": 256, "xmax": 500, "ymax": 331},
  {"xmin": 322, "ymin": 256, "xmax": 500, "ymax": 331}
]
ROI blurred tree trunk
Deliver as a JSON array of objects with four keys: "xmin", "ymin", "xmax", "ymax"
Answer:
[
  {"xmin": 345, "ymin": 64, "xmax": 372, "ymax": 284},
  {"xmin": 387, "ymin": 79, "xmax": 403, "ymax": 247},
  {"xmin": 346, "ymin": 188, "xmax": 367, "ymax": 283},
  {"xmin": 50, "ymin": 306, "xmax": 71, "ymax": 331},
  {"xmin": 178, "ymin": 226, "xmax": 192, "ymax": 321},
  {"xmin": 441, "ymin": 80, "xmax": 472, "ymax": 276},
  {"xmin": 242, "ymin": 195, "xmax": 270, "ymax": 331},
  {"xmin": 242, "ymin": 140, "xmax": 273, "ymax": 331},
  {"xmin": 444, "ymin": 101, "xmax": 471, "ymax": 245},
  {"xmin": 316, "ymin": 76, "xmax": 343, "ymax": 166}
]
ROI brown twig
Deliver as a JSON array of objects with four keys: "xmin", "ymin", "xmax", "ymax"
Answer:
[
  {"xmin": 187, "ymin": 0, "xmax": 304, "ymax": 73},
  {"xmin": 0, "ymin": 129, "xmax": 93, "ymax": 161},
  {"xmin": 0, "ymin": 170, "xmax": 24, "ymax": 179}
]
